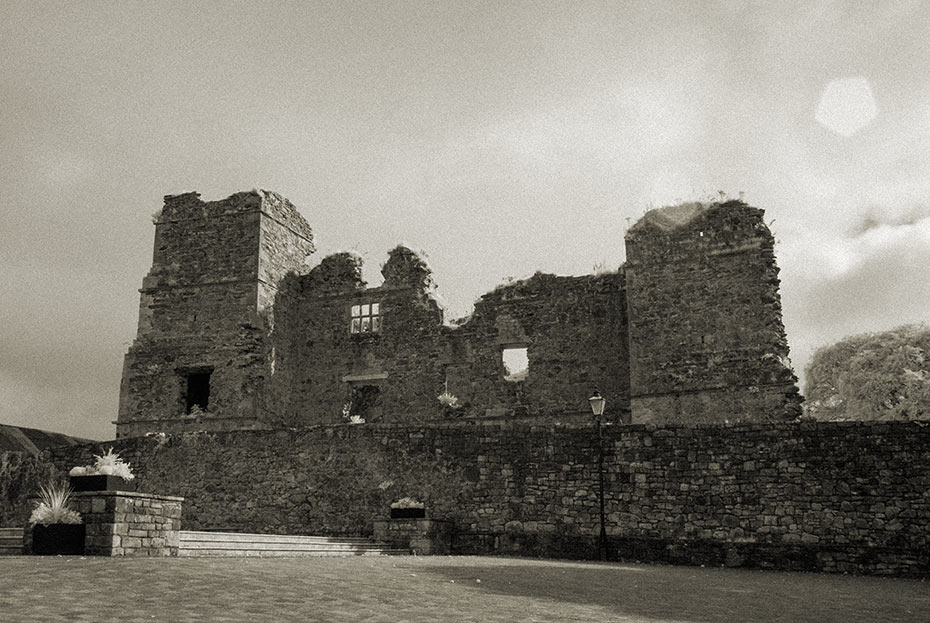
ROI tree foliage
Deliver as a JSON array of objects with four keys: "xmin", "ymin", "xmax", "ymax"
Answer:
[{"xmin": 805, "ymin": 324, "xmax": 930, "ymax": 420}]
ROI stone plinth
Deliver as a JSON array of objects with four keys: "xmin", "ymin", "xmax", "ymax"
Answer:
[
  {"xmin": 71, "ymin": 491, "xmax": 183, "ymax": 556},
  {"xmin": 373, "ymin": 518, "xmax": 452, "ymax": 555}
]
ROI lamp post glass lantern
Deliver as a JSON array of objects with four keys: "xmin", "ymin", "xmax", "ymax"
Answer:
[
  {"xmin": 588, "ymin": 391, "xmax": 608, "ymax": 561},
  {"xmin": 588, "ymin": 392, "xmax": 606, "ymax": 418}
]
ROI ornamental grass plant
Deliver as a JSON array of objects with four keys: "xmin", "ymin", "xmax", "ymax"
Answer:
[{"xmin": 29, "ymin": 480, "xmax": 81, "ymax": 526}]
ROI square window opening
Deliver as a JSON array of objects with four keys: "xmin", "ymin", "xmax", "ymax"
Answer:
[
  {"xmin": 502, "ymin": 347, "xmax": 528, "ymax": 382},
  {"xmin": 185, "ymin": 370, "xmax": 211, "ymax": 413},
  {"xmin": 347, "ymin": 384, "xmax": 382, "ymax": 422}
]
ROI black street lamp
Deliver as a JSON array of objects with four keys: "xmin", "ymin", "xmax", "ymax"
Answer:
[{"xmin": 589, "ymin": 391, "xmax": 608, "ymax": 562}]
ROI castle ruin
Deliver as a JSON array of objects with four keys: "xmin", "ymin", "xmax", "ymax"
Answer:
[
  {"xmin": 116, "ymin": 190, "xmax": 800, "ymax": 438},
  {"xmin": 7, "ymin": 192, "xmax": 927, "ymax": 577}
]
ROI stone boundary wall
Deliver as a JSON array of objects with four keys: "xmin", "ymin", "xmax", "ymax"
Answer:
[{"xmin": 4, "ymin": 420, "xmax": 928, "ymax": 576}]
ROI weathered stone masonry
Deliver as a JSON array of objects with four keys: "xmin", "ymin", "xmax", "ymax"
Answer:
[
  {"xmin": 118, "ymin": 190, "xmax": 313, "ymax": 437},
  {"xmin": 268, "ymin": 250, "xmax": 629, "ymax": 427},
  {"xmin": 625, "ymin": 201, "xmax": 800, "ymax": 424},
  {"xmin": 70, "ymin": 491, "xmax": 182, "ymax": 557},
  {"xmin": 4, "ymin": 420, "xmax": 925, "ymax": 575},
  {"xmin": 116, "ymin": 191, "xmax": 798, "ymax": 436}
]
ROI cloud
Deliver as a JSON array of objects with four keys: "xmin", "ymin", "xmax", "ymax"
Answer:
[
  {"xmin": 850, "ymin": 204, "xmax": 930, "ymax": 236},
  {"xmin": 1, "ymin": 1, "xmax": 928, "ymax": 438},
  {"xmin": 782, "ymin": 213, "xmax": 930, "ymax": 388},
  {"xmin": 816, "ymin": 213, "xmax": 930, "ymax": 278}
]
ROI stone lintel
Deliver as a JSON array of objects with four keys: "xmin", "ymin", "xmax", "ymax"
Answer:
[{"xmin": 342, "ymin": 373, "xmax": 389, "ymax": 383}]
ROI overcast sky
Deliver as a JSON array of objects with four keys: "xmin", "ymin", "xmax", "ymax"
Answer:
[{"xmin": 2, "ymin": 1, "xmax": 928, "ymax": 440}]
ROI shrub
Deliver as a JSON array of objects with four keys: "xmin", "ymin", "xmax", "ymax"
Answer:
[{"xmin": 805, "ymin": 324, "xmax": 930, "ymax": 420}]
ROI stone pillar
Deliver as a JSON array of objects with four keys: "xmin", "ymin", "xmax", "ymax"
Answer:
[
  {"xmin": 373, "ymin": 519, "xmax": 452, "ymax": 555},
  {"xmin": 71, "ymin": 491, "xmax": 183, "ymax": 556}
]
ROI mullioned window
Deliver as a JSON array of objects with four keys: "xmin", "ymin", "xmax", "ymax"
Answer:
[{"xmin": 350, "ymin": 303, "xmax": 381, "ymax": 334}]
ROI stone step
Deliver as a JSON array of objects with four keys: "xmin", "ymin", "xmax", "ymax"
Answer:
[
  {"xmin": 180, "ymin": 531, "xmax": 375, "ymax": 545},
  {"xmin": 180, "ymin": 540, "xmax": 396, "ymax": 553},
  {"xmin": 178, "ymin": 547, "xmax": 409, "ymax": 557},
  {"xmin": 0, "ymin": 527, "xmax": 24, "ymax": 555},
  {"xmin": 177, "ymin": 530, "xmax": 409, "ymax": 558}
]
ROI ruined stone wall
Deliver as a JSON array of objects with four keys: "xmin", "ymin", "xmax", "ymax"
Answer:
[
  {"xmin": 117, "ymin": 191, "xmax": 313, "ymax": 438},
  {"xmin": 18, "ymin": 421, "xmax": 929, "ymax": 576},
  {"xmin": 256, "ymin": 192, "xmax": 315, "ymax": 318},
  {"xmin": 447, "ymin": 272, "xmax": 629, "ymax": 421},
  {"xmin": 269, "ymin": 248, "xmax": 628, "ymax": 426},
  {"xmin": 119, "ymin": 190, "xmax": 801, "ymax": 435},
  {"xmin": 269, "ymin": 248, "xmax": 447, "ymax": 426},
  {"xmin": 624, "ymin": 201, "xmax": 801, "ymax": 424}
]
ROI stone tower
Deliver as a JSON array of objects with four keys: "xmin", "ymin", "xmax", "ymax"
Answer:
[
  {"xmin": 624, "ymin": 200, "xmax": 801, "ymax": 424},
  {"xmin": 116, "ymin": 190, "xmax": 314, "ymax": 438}
]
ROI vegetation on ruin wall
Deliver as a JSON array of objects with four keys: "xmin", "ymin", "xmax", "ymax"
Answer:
[{"xmin": 806, "ymin": 324, "xmax": 930, "ymax": 421}]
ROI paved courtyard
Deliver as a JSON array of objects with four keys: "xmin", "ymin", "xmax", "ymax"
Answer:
[{"xmin": 0, "ymin": 555, "xmax": 927, "ymax": 622}]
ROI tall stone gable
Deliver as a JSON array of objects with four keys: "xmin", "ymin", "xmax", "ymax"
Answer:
[
  {"xmin": 624, "ymin": 200, "xmax": 801, "ymax": 424},
  {"xmin": 116, "ymin": 190, "xmax": 314, "ymax": 438}
]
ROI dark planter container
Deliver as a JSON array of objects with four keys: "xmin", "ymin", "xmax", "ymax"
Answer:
[
  {"xmin": 32, "ymin": 524, "xmax": 85, "ymax": 555},
  {"xmin": 70, "ymin": 474, "xmax": 135, "ymax": 492},
  {"xmin": 390, "ymin": 507, "xmax": 426, "ymax": 519}
]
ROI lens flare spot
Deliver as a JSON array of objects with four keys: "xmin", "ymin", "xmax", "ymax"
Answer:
[{"xmin": 815, "ymin": 77, "xmax": 878, "ymax": 137}]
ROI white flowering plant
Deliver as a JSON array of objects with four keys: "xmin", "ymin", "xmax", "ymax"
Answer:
[
  {"xmin": 29, "ymin": 481, "xmax": 82, "ymax": 526},
  {"xmin": 390, "ymin": 497, "xmax": 425, "ymax": 509},
  {"xmin": 341, "ymin": 401, "xmax": 365, "ymax": 424},
  {"xmin": 69, "ymin": 448, "xmax": 135, "ymax": 481},
  {"xmin": 437, "ymin": 391, "xmax": 459, "ymax": 408}
]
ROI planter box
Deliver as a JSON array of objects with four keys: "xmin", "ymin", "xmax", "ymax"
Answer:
[
  {"xmin": 70, "ymin": 475, "xmax": 135, "ymax": 492},
  {"xmin": 32, "ymin": 524, "xmax": 85, "ymax": 555},
  {"xmin": 390, "ymin": 507, "xmax": 426, "ymax": 519}
]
